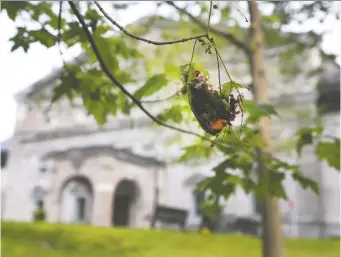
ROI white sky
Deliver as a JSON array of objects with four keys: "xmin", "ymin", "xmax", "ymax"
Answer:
[{"xmin": 0, "ymin": 2, "xmax": 340, "ymax": 141}]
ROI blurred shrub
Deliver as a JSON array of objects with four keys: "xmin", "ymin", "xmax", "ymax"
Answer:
[{"xmin": 33, "ymin": 208, "xmax": 46, "ymax": 222}]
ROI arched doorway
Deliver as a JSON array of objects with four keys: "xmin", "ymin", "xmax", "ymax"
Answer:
[
  {"xmin": 59, "ymin": 176, "xmax": 93, "ymax": 224},
  {"xmin": 112, "ymin": 179, "xmax": 138, "ymax": 227}
]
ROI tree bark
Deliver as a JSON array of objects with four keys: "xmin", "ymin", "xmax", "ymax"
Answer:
[{"xmin": 248, "ymin": 1, "xmax": 284, "ymax": 257}]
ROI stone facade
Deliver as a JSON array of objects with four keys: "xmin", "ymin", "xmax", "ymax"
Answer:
[{"xmin": 2, "ymin": 17, "xmax": 340, "ymax": 238}]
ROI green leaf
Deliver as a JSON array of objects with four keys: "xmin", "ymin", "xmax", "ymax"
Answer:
[
  {"xmin": 256, "ymin": 170, "xmax": 287, "ymax": 199},
  {"xmin": 199, "ymin": 198, "xmax": 222, "ymax": 220},
  {"xmin": 240, "ymin": 177, "xmax": 256, "ymax": 194},
  {"xmin": 29, "ymin": 29, "xmax": 56, "ymax": 48},
  {"xmin": 11, "ymin": 42, "xmax": 21, "ymax": 52},
  {"xmin": 295, "ymin": 126, "xmax": 323, "ymax": 156},
  {"xmin": 244, "ymin": 101, "xmax": 279, "ymax": 123},
  {"xmin": 316, "ymin": 139, "xmax": 340, "ymax": 171},
  {"xmin": 220, "ymin": 6, "xmax": 232, "ymax": 21},
  {"xmin": 256, "ymin": 104, "xmax": 279, "ymax": 117},
  {"xmin": 292, "ymin": 172, "xmax": 319, "ymax": 194},
  {"xmin": 213, "ymin": 157, "xmax": 237, "ymax": 172},
  {"xmin": 133, "ymin": 74, "xmax": 168, "ymax": 100},
  {"xmin": 267, "ymin": 172, "xmax": 287, "ymax": 198},
  {"xmin": 180, "ymin": 63, "xmax": 209, "ymax": 85},
  {"xmin": 62, "ymin": 21, "xmax": 85, "ymax": 47},
  {"xmin": 9, "ymin": 27, "xmax": 32, "ymax": 53},
  {"xmin": 178, "ymin": 144, "xmax": 214, "ymax": 163},
  {"xmin": 84, "ymin": 98, "xmax": 107, "ymax": 125},
  {"xmin": 157, "ymin": 105, "xmax": 183, "ymax": 124},
  {"xmin": 221, "ymin": 80, "xmax": 247, "ymax": 96},
  {"xmin": 1, "ymin": 1, "xmax": 29, "ymax": 20},
  {"xmin": 164, "ymin": 63, "xmax": 180, "ymax": 78},
  {"xmin": 52, "ymin": 67, "xmax": 82, "ymax": 103},
  {"xmin": 226, "ymin": 175, "xmax": 244, "ymax": 186},
  {"xmin": 297, "ymin": 131, "xmax": 313, "ymax": 156},
  {"xmin": 91, "ymin": 35, "xmax": 120, "ymax": 72}
]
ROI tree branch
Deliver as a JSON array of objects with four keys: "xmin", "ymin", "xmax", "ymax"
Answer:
[
  {"xmin": 93, "ymin": 1, "xmax": 207, "ymax": 45},
  {"xmin": 57, "ymin": 1, "xmax": 67, "ymax": 66},
  {"xmin": 166, "ymin": 1, "xmax": 250, "ymax": 55},
  {"xmin": 68, "ymin": 1, "xmax": 231, "ymax": 149}
]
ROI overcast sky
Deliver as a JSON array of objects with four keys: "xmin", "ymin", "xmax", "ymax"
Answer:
[{"xmin": 0, "ymin": 2, "xmax": 340, "ymax": 141}]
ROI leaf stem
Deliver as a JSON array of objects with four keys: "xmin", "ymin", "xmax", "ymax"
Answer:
[
  {"xmin": 207, "ymin": 1, "xmax": 213, "ymax": 37},
  {"xmin": 187, "ymin": 39, "xmax": 198, "ymax": 84}
]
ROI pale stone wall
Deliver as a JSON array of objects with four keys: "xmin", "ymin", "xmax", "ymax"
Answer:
[{"xmin": 45, "ymin": 155, "xmax": 156, "ymax": 228}]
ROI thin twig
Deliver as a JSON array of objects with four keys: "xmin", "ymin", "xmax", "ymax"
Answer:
[
  {"xmin": 210, "ymin": 43, "xmax": 248, "ymax": 136},
  {"xmin": 68, "ymin": 1, "xmax": 232, "ymax": 150},
  {"xmin": 57, "ymin": 1, "xmax": 67, "ymax": 66},
  {"xmin": 140, "ymin": 91, "xmax": 180, "ymax": 104},
  {"xmin": 166, "ymin": 1, "xmax": 250, "ymax": 55},
  {"xmin": 212, "ymin": 43, "xmax": 249, "ymax": 92},
  {"xmin": 213, "ymin": 43, "xmax": 222, "ymax": 92},
  {"xmin": 185, "ymin": 38, "xmax": 198, "ymax": 86},
  {"xmin": 231, "ymin": 3, "xmax": 249, "ymax": 23},
  {"xmin": 94, "ymin": 1, "xmax": 207, "ymax": 45},
  {"xmin": 216, "ymin": 48, "xmax": 245, "ymax": 135},
  {"xmin": 207, "ymin": 1, "xmax": 213, "ymax": 37}
]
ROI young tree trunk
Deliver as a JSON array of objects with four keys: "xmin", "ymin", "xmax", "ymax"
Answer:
[{"xmin": 248, "ymin": 1, "xmax": 284, "ymax": 257}]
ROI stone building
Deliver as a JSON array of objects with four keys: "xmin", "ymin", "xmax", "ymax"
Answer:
[{"xmin": 1, "ymin": 17, "xmax": 340, "ymax": 238}]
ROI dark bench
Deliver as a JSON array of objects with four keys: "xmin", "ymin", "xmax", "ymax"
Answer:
[{"xmin": 152, "ymin": 205, "xmax": 188, "ymax": 231}]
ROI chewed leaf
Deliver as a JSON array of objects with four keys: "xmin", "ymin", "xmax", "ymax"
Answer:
[{"xmin": 180, "ymin": 63, "xmax": 209, "ymax": 84}]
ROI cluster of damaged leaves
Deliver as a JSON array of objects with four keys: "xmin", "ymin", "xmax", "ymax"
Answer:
[{"xmin": 180, "ymin": 64, "xmax": 244, "ymax": 138}]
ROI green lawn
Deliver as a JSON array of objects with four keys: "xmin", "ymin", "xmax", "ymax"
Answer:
[{"xmin": 1, "ymin": 222, "xmax": 339, "ymax": 257}]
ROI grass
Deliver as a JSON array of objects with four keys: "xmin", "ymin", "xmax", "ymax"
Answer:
[{"xmin": 1, "ymin": 222, "xmax": 339, "ymax": 257}]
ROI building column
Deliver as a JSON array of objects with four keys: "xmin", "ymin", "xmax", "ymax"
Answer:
[{"xmin": 92, "ymin": 183, "xmax": 115, "ymax": 227}]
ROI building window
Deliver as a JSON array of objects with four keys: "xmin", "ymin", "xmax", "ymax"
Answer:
[
  {"xmin": 76, "ymin": 197, "xmax": 86, "ymax": 222},
  {"xmin": 193, "ymin": 191, "xmax": 205, "ymax": 216},
  {"xmin": 36, "ymin": 200, "xmax": 44, "ymax": 209}
]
